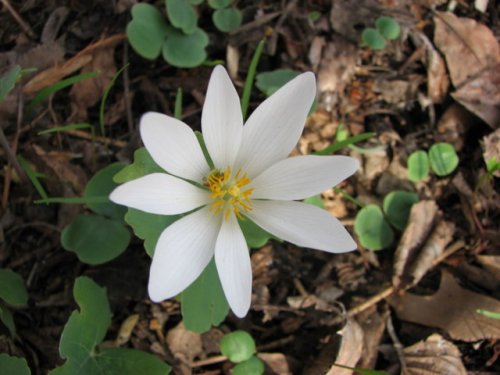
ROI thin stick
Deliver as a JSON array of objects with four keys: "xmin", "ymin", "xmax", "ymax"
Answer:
[
  {"xmin": 64, "ymin": 129, "xmax": 126, "ymax": 147},
  {"xmin": 0, "ymin": 0, "xmax": 35, "ymax": 38}
]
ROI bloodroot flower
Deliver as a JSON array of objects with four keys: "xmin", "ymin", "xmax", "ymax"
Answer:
[{"xmin": 110, "ymin": 66, "xmax": 359, "ymax": 317}]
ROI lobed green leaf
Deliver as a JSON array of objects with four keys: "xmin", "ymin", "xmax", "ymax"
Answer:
[
  {"xmin": 213, "ymin": 8, "xmax": 242, "ymax": 32},
  {"xmin": 354, "ymin": 204, "xmax": 394, "ymax": 250},
  {"xmin": 428, "ymin": 142, "xmax": 459, "ymax": 177},
  {"xmin": 0, "ymin": 353, "xmax": 31, "ymax": 375},
  {"xmin": 407, "ymin": 150, "xmax": 429, "ymax": 182},
  {"xmin": 0, "ymin": 269, "xmax": 28, "ymax": 307},
  {"xmin": 383, "ymin": 191, "xmax": 419, "ymax": 231},
  {"xmin": 220, "ymin": 330, "xmax": 256, "ymax": 363}
]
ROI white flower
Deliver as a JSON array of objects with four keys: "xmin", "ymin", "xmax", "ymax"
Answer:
[{"xmin": 110, "ymin": 66, "xmax": 359, "ymax": 317}]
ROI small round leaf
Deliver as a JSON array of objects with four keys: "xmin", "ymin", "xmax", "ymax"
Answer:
[
  {"xmin": 361, "ymin": 28, "xmax": 386, "ymax": 51},
  {"xmin": 0, "ymin": 354, "xmax": 30, "ymax": 375},
  {"xmin": 407, "ymin": 150, "xmax": 429, "ymax": 182},
  {"xmin": 212, "ymin": 8, "xmax": 242, "ymax": 33},
  {"xmin": 166, "ymin": 0, "xmax": 197, "ymax": 35},
  {"xmin": 61, "ymin": 214, "xmax": 131, "ymax": 265},
  {"xmin": 375, "ymin": 16, "xmax": 401, "ymax": 40},
  {"xmin": 232, "ymin": 356, "xmax": 265, "ymax": 375},
  {"xmin": 85, "ymin": 163, "xmax": 127, "ymax": 219},
  {"xmin": 255, "ymin": 69, "xmax": 300, "ymax": 96},
  {"xmin": 220, "ymin": 331, "xmax": 256, "ymax": 363},
  {"xmin": 428, "ymin": 142, "xmax": 459, "ymax": 177},
  {"xmin": 162, "ymin": 27, "xmax": 208, "ymax": 68},
  {"xmin": 354, "ymin": 204, "xmax": 394, "ymax": 251},
  {"xmin": 208, "ymin": 0, "xmax": 233, "ymax": 9},
  {"xmin": 383, "ymin": 191, "xmax": 419, "ymax": 231},
  {"xmin": 0, "ymin": 269, "xmax": 28, "ymax": 307},
  {"xmin": 127, "ymin": 3, "xmax": 169, "ymax": 60}
]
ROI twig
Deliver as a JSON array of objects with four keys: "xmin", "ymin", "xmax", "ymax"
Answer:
[
  {"xmin": 387, "ymin": 314, "xmax": 408, "ymax": 374},
  {"xmin": 64, "ymin": 129, "xmax": 127, "ymax": 147},
  {"xmin": 0, "ymin": 0, "xmax": 35, "ymax": 39},
  {"xmin": 190, "ymin": 355, "xmax": 226, "ymax": 367}
]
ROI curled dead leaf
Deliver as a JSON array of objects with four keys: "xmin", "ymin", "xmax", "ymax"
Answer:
[
  {"xmin": 114, "ymin": 313, "xmax": 139, "ymax": 347},
  {"xmin": 403, "ymin": 333, "xmax": 467, "ymax": 375},
  {"xmin": 389, "ymin": 271, "xmax": 500, "ymax": 341},
  {"xmin": 393, "ymin": 200, "xmax": 438, "ymax": 288},
  {"xmin": 326, "ymin": 319, "xmax": 364, "ymax": 375}
]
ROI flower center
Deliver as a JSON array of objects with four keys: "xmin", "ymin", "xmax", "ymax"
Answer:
[{"xmin": 205, "ymin": 167, "xmax": 253, "ymax": 220}]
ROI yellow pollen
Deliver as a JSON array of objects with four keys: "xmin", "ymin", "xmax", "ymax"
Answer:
[{"xmin": 205, "ymin": 167, "xmax": 253, "ymax": 220}]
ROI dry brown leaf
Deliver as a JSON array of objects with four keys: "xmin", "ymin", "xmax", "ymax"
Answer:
[
  {"xmin": 408, "ymin": 220, "xmax": 455, "ymax": 287},
  {"xmin": 436, "ymin": 104, "xmax": 474, "ymax": 151},
  {"xmin": 114, "ymin": 313, "xmax": 139, "ymax": 346},
  {"xmin": 330, "ymin": 0, "xmax": 380, "ymax": 42},
  {"xmin": 483, "ymin": 128, "xmax": 500, "ymax": 177},
  {"xmin": 393, "ymin": 200, "xmax": 438, "ymax": 288},
  {"xmin": 325, "ymin": 319, "xmax": 364, "ymax": 375},
  {"xmin": 389, "ymin": 271, "xmax": 500, "ymax": 341},
  {"xmin": 23, "ymin": 34, "xmax": 124, "ymax": 95},
  {"xmin": 476, "ymin": 255, "xmax": 500, "ymax": 279},
  {"xmin": 426, "ymin": 40, "xmax": 450, "ymax": 103},
  {"xmin": 258, "ymin": 353, "xmax": 291, "ymax": 375},
  {"xmin": 404, "ymin": 333, "xmax": 467, "ymax": 375},
  {"xmin": 434, "ymin": 12, "xmax": 500, "ymax": 87},
  {"xmin": 452, "ymin": 64, "xmax": 500, "ymax": 128},
  {"xmin": 69, "ymin": 44, "xmax": 117, "ymax": 121},
  {"xmin": 356, "ymin": 307, "xmax": 389, "ymax": 369},
  {"xmin": 166, "ymin": 321, "xmax": 203, "ymax": 374}
]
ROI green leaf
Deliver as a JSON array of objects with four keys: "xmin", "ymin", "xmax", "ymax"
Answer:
[
  {"xmin": 354, "ymin": 204, "xmax": 394, "ymax": 251},
  {"xmin": 174, "ymin": 87, "xmax": 183, "ymax": 119},
  {"xmin": 113, "ymin": 148, "xmax": 164, "ymax": 184},
  {"xmin": 207, "ymin": 0, "xmax": 233, "ymax": 9},
  {"xmin": 239, "ymin": 217, "xmax": 274, "ymax": 248},
  {"xmin": 0, "ymin": 353, "xmax": 31, "ymax": 375},
  {"xmin": 180, "ymin": 259, "xmax": 229, "ymax": 333},
  {"xmin": 308, "ymin": 11, "xmax": 321, "ymax": 22},
  {"xmin": 0, "ymin": 65, "xmax": 21, "ymax": 102},
  {"xmin": 486, "ymin": 156, "xmax": 500, "ymax": 176},
  {"xmin": 383, "ymin": 191, "xmax": 419, "ymax": 231},
  {"xmin": 29, "ymin": 71, "xmax": 100, "ymax": 108},
  {"xmin": 38, "ymin": 123, "xmax": 93, "ymax": 135},
  {"xmin": 375, "ymin": 16, "xmax": 401, "ymax": 40},
  {"xmin": 162, "ymin": 26, "xmax": 208, "ymax": 68},
  {"xmin": 304, "ymin": 194, "xmax": 325, "ymax": 209},
  {"xmin": 0, "ymin": 304, "xmax": 16, "ymax": 336},
  {"xmin": 99, "ymin": 64, "xmax": 129, "ymax": 136},
  {"xmin": 53, "ymin": 276, "xmax": 171, "ymax": 375},
  {"xmin": 190, "ymin": 0, "xmax": 204, "ymax": 4},
  {"xmin": 407, "ymin": 150, "xmax": 429, "ymax": 182},
  {"xmin": 61, "ymin": 214, "xmax": 130, "ymax": 265},
  {"xmin": 125, "ymin": 208, "xmax": 179, "ymax": 257},
  {"xmin": 220, "ymin": 330, "xmax": 256, "ymax": 363},
  {"xmin": 255, "ymin": 69, "xmax": 300, "ymax": 97},
  {"xmin": 428, "ymin": 142, "xmax": 459, "ymax": 177},
  {"xmin": 212, "ymin": 8, "xmax": 242, "ymax": 32},
  {"xmin": 0, "ymin": 269, "xmax": 28, "ymax": 307},
  {"xmin": 361, "ymin": 28, "xmax": 386, "ymax": 50},
  {"xmin": 232, "ymin": 356, "xmax": 265, "ymax": 375},
  {"xmin": 127, "ymin": 3, "xmax": 169, "ymax": 60},
  {"xmin": 166, "ymin": 0, "xmax": 197, "ymax": 35},
  {"xmin": 85, "ymin": 163, "xmax": 127, "ymax": 219}
]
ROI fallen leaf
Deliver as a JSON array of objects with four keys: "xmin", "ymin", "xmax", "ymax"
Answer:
[
  {"xmin": 258, "ymin": 352, "xmax": 291, "ymax": 375},
  {"xmin": 436, "ymin": 103, "xmax": 474, "ymax": 151},
  {"xmin": 425, "ymin": 38, "xmax": 450, "ymax": 103},
  {"xmin": 166, "ymin": 322, "xmax": 203, "ymax": 374},
  {"xmin": 408, "ymin": 220, "xmax": 455, "ymax": 287},
  {"xmin": 389, "ymin": 271, "xmax": 500, "ymax": 341},
  {"xmin": 452, "ymin": 64, "xmax": 500, "ymax": 128},
  {"xmin": 403, "ymin": 333, "xmax": 467, "ymax": 375},
  {"xmin": 69, "ymin": 44, "xmax": 117, "ymax": 121},
  {"xmin": 434, "ymin": 12, "xmax": 500, "ymax": 87},
  {"xmin": 114, "ymin": 313, "xmax": 139, "ymax": 346},
  {"xmin": 356, "ymin": 307, "xmax": 389, "ymax": 369},
  {"xmin": 326, "ymin": 319, "xmax": 364, "ymax": 375},
  {"xmin": 393, "ymin": 200, "xmax": 438, "ymax": 288},
  {"xmin": 483, "ymin": 128, "xmax": 500, "ymax": 177},
  {"xmin": 330, "ymin": 0, "xmax": 380, "ymax": 42}
]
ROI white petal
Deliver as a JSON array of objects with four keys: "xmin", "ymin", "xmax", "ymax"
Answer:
[
  {"xmin": 246, "ymin": 200, "xmax": 357, "ymax": 253},
  {"xmin": 202, "ymin": 65, "xmax": 243, "ymax": 169},
  {"xmin": 148, "ymin": 206, "xmax": 222, "ymax": 302},
  {"xmin": 140, "ymin": 112, "xmax": 210, "ymax": 182},
  {"xmin": 251, "ymin": 155, "xmax": 359, "ymax": 200},
  {"xmin": 235, "ymin": 72, "xmax": 316, "ymax": 177},
  {"xmin": 110, "ymin": 173, "xmax": 211, "ymax": 215},
  {"xmin": 215, "ymin": 213, "xmax": 252, "ymax": 318}
]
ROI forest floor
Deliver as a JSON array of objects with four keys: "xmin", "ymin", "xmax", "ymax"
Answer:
[{"xmin": 0, "ymin": 0, "xmax": 499, "ymax": 374}]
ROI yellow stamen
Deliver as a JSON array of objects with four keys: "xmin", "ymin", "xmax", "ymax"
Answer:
[{"xmin": 205, "ymin": 167, "xmax": 254, "ymax": 221}]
